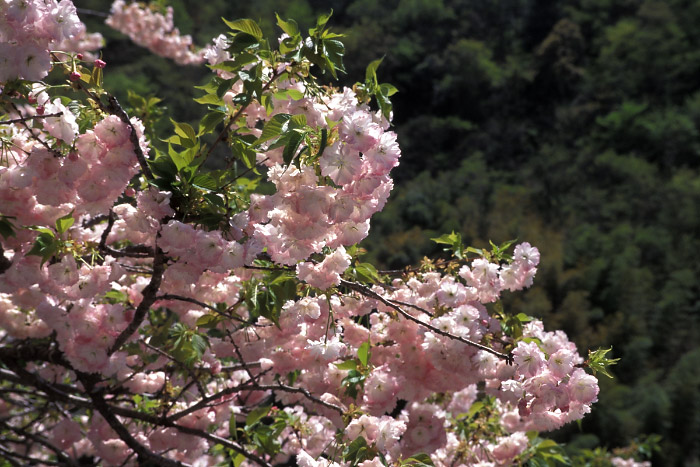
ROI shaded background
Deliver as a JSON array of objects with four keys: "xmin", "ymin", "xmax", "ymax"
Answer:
[{"xmin": 75, "ymin": 0, "xmax": 700, "ymax": 464}]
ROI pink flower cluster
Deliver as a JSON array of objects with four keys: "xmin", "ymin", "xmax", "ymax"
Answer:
[
  {"xmin": 0, "ymin": 114, "xmax": 141, "ymax": 234},
  {"xmin": 458, "ymin": 242, "xmax": 540, "ymax": 303},
  {"xmin": 106, "ymin": 0, "xmax": 207, "ymax": 65},
  {"xmin": 0, "ymin": 2, "xmax": 605, "ymax": 465},
  {"xmin": 0, "ymin": 0, "xmax": 84, "ymax": 81},
  {"xmin": 236, "ymin": 85, "xmax": 398, "ymax": 267}
]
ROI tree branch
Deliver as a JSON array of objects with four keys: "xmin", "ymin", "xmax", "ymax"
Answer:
[
  {"xmin": 78, "ymin": 372, "xmax": 190, "ymax": 467},
  {"xmin": 109, "ymin": 245, "xmax": 165, "ymax": 354},
  {"xmin": 341, "ymin": 279, "xmax": 513, "ymax": 363},
  {"xmin": 0, "ymin": 113, "xmax": 64, "ymax": 125}
]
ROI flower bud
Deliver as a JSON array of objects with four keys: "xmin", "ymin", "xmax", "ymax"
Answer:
[
  {"xmin": 94, "ymin": 59, "xmax": 106, "ymax": 69},
  {"xmin": 69, "ymin": 71, "xmax": 81, "ymax": 81}
]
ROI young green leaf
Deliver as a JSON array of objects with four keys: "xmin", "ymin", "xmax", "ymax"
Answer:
[
  {"xmin": 55, "ymin": 211, "xmax": 75, "ymax": 235},
  {"xmin": 276, "ymin": 14, "xmax": 299, "ymax": 37},
  {"xmin": 222, "ymin": 18, "xmax": 263, "ymax": 40},
  {"xmin": 357, "ymin": 341, "xmax": 370, "ymax": 368},
  {"xmin": 246, "ymin": 405, "xmax": 271, "ymax": 427}
]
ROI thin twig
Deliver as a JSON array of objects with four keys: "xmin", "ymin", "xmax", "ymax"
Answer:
[
  {"xmin": 78, "ymin": 373, "xmax": 189, "ymax": 467},
  {"xmin": 6, "ymin": 103, "xmax": 61, "ymax": 156},
  {"xmin": 76, "ymin": 7, "xmax": 110, "ymax": 17},
  {"xmin": 72, "ymin": 78, "xmax": 155, "ymax": 180},
  {"xmin": 0, "ymin": 113, "xmax": 63, "ymax": 125},
  {"xmin": 106, "ymin": 95, "xmax": 154, "ymax": 179},
  {"xmin": 156, "ymin": 294, "xmax": 245, "ymax": 323},
  {"xmin": 170, "ymin": 424, "xmax": 272, "ymax": 467},
  {"xmin": 341, "ymin": 279, "xmax": 513, "ymax": 363},
  {"xmin": 140, "ymin": 340, "xmax": 207, "ymax": 398},
  {"xmin": 387, "ymin": 298, "xmax": 434, "ymax": 318},
  {"xmin": 0, "ymin": 421, "xmax": 78, "ymax": 467},
  {"xmin": 203, "ymin": 70, "xmax": 281, "ymax": 165},
  {"xmin": 253, "ymin": 383, "xmax": 344, "ymax": 416},
  {"xmin": 109, "ymin": 244, "xmax": 165, "ymax": 354}
]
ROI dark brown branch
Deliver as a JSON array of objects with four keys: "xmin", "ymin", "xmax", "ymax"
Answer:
[
  {"xmin": 82, "ymin": 213, "xmax": 110, "ymax": 228},
  {"xmin": 140, "ymin": 340, "xmax": 207, "ymax": 398},
  {"xmin": 388, "ymin": 298, "xmax": 434, "ymax": 318},
  {"xmin": 0, "ymin": 443, "xmax": 59, "ymax": 466},
  {"xmin": 166, "ymin": 382, "xmax": 249, "ymax": 423},
  {"xmin": 72, "ymin": 78, "xmax": 154, "ymax": 180},
  {"xmin": 105, "ymin": 94, "xmax": 154, "ymax": 180},
  {"xmin": 172, "ymin": 424, "xmax": 272, "ymax": 467},
  {"xmin": 98, "ymin": 209, "xmax": 115, "ymax": 248},
  {"xmin": 0, "ymin": 421, "xmax": 78, "ymax": 467},
  {"xmin": 78, "ymin": 373, "xmax": 189, "ymax": 467},
  {"xmin": 253, "ymin": 384, "xmax": 344, "ymax": 416},
  {"xmin": 109, "ymin": 245, "xmax": 165, "ymax": 354},
  {"xmin": 156, "ymin": 294, "xmax": 244, "ymax": 323},
  {"xmin": 6, "ymin": 102, "xmax": 61, "ymax": 157},
  {"xmin": 103, "ymin": 244, "xmax": 156, "ymax": 259},
  {"xmin": 0, "ymin": 113, "xmax": 64, "ymax": 125},
  {"xmin": 341, "ymin": 279, "xmax": 513, "ymax": 363}
]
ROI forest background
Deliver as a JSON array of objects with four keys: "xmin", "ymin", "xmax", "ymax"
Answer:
[{"xmin": 72, "ymin": 0, "xmax": 700, "ymax": 465}]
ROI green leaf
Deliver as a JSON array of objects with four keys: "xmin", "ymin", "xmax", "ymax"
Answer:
[
  {"xmin": 246, "ymin": 405, "xmax": 271, "ymax": 427},
  {"xmin": 516, "ymin": 313, "xmax": 533, "ymax": 323},
  {"xmin": 379, "ymin": 83, "xmax": 399, "ymax": 96},
  {"xmin": 274, "ymin": 89, "xmax": 304, "ymax": 101},
  {"xmin": 228, "ymin": 32, "xmax": 259, "ymax": 54},
  {"xmin": 55, "ymin": 211, "xmax": 75, "ymax": 235},
  {"xmin": 203, "ymin": 193, "xmax": 225, "ymax": 208},
  {"xmin": 316, "ymin": 128, "xmax": 328, "ymax": 158},
  {"xmin": 353, "ymin": 262, "xmax": 382, "ymax": 284},
  {"xmin": 357, "ymin": 341, "xmax": 370, "ymax": 367},
  {"xmin": 313, "ymin": 10, "xmax": 333, "ymax": 32},
  {"xmin": 334, "ymin": 360, "xmax": 358, "ymax": 371},
  {"xmin": 149, "ymin": 153, "xmax": 178, "ymax": 180},
  {"xmin": 171, "ymin": 119, "xmax": 197, "ymax": 142},
  {"xmin": 104, "ymin": 289, "xmax": 128, "ymax": 304},
  {"xmin": 587, "ymin": 347, "xmax": 620, "ymax": 379},
  {"xmin": 343, "ymin": 436, "xmax": 370, "ymax": 465},
  {"xmin": 256, "ymin": 114, "xmax": 291, "ymax": 145},
  {"xmin": 289, "ymin": 114, "xmax": 307, "ymax": 128},
  {"xmin": 431, "ymin": 231, "xmax": 464, "ymax": 258},
  {"xmin": 403, "ymin": 453, "xmax": 434, "ymax": 467},
  {"xmin": 222, "ymin": 18, "xmax": 264, "ymax": 40},
  {"xmin": 27, "ymin": 232, "xmax": 59, "ymax": 265},
  {"xmin": 431, "ymin": 231, "xmax": 461, "ymax": 246},
  {"xmin": 194, "ymin": 93, "xmax": 224, "ymax": 106},
  {"xmin": 192, "ymin": 174, "xmax": 218, "ymax": 191},
  {"xmin": 229, "ymin": 412, "xmax": 238, "ymax": 440},
  {"xmin": 232, "ymin": 453, "xmax": 245, "ymax": 467},
  {"xmin": 198, "ymin": 111, "xmax": 226, "ymax": 136},
  {"xmin": 196, "ymin": 313, "xmax": 222, "ymax": 329},
  {"xmin": 365, "ymin": 57, "xmax": 384, "ymax": 82},
  {"xmin": 0, "ymin": 216, "xmax": 16, "ymax": 239},
  {"xmin": 282, "ymin": 130, "xmax": 304, "ymax": 165},
  {"xmin": 190, "ymin": 333, "xmax": 209, "ymax": 358},
  {"xmin": 276, "ymin": 14, "xmax": 299, "ymax": 37},
  {"xmin": 210, "ymin": 53, "xmax": 258, "ymax": 73}
]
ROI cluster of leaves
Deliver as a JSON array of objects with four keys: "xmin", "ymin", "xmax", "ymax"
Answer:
[
  {"xmin": 27, "ymin": 211, "xmax": 75, "ymax": 265},
  {"xmin": 242, "ymin": 267, "xmax": 298, "ymax": 327},
  {"xmin": 336, "ymin": 341, "xmax": 371, "ymax": 399}
]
